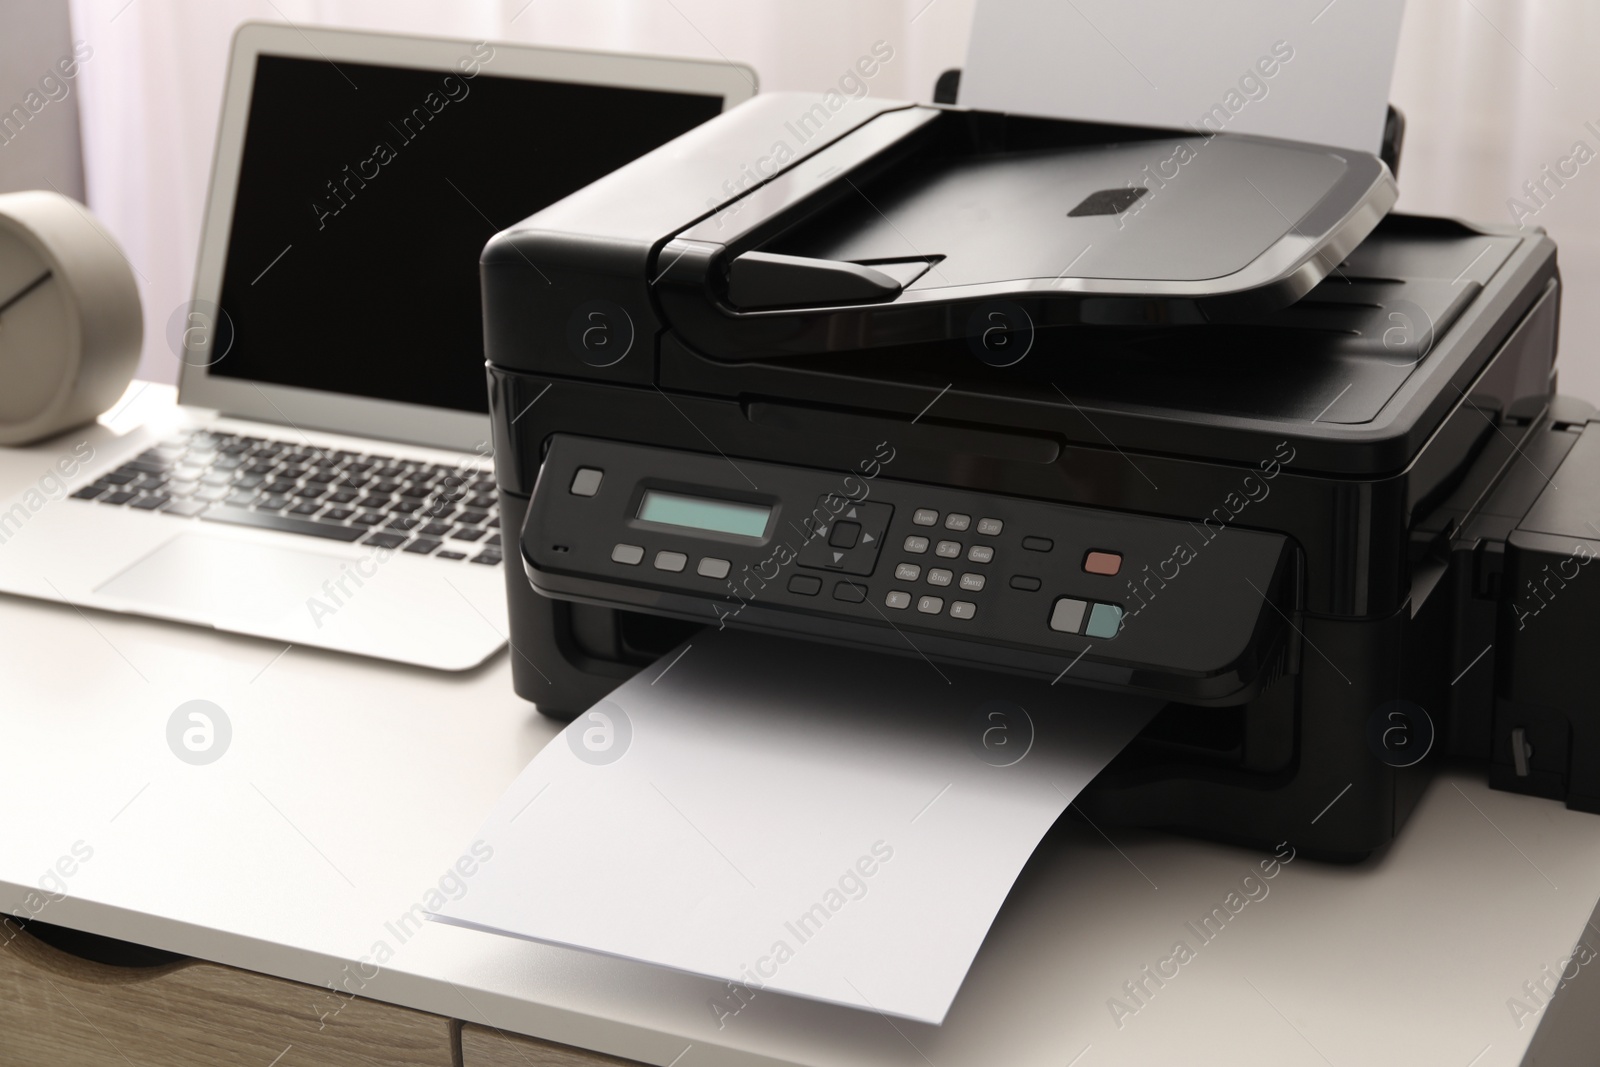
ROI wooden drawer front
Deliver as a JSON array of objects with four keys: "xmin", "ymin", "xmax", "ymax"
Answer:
[
  {"xmin": 0, "ymin": 923, "xmax": 455, "ymax": 1067},
  {"xmin": 461, "ymin": 1022, "xmax": 646, "ymax": 1066}
]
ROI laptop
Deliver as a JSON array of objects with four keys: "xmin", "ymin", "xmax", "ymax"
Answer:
[{"xmin": 0, "ymin": 23, "xmax": 754, "ymax": 669}]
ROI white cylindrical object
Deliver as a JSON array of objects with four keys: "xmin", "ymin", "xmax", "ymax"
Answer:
[{"xmin": 0, "ymin": 190, "xmax": 142, "ymax": 446}]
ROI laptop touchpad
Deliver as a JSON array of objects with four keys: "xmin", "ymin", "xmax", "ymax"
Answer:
[{"xmin": 95, "ymin": 533, "xmax": 358, "ymax": 626}]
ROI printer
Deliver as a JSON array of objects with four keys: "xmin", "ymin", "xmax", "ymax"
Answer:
[{"xmin": 481, "ymin": 93, "xmax": 1600, "ymax": 859}]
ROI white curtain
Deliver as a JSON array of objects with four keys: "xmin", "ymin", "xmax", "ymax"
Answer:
[
  {"xmin": 1388, "ymin": 0, "xmax": 1600, "ymax": 402},
  {"xmin": 67, "ymin": 0, "xmax": 1600, "ymax": 403}
]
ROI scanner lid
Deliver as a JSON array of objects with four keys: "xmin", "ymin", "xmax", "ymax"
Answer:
[{"xmin": 651, "ymin": 102, "xmax": 1398, "ymax": 360}]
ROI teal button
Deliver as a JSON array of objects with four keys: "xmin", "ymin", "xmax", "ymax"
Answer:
[{"xmin": 1085, "ymin": 602, "xmax": 1122, "ymax": 639}]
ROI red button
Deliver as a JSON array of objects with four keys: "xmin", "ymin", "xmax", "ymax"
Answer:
[{"xmin": 1083, "ymin": 551, "xmax": 1122, "ymax": 576}]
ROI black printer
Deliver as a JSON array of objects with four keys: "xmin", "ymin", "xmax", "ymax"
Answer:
[{"xmin": 481, "ymin": 94, "xmax": 1600, "ymax": 859}]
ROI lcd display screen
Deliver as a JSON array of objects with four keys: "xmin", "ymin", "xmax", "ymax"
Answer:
[{"xmin": 638, "ymin": 491, "xmax": 770, "ymax": 538}]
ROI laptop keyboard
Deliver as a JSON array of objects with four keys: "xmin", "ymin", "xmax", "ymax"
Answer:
[{"xmin": 68, "ymin": 429, "xmax": 503, "ymax": 565}]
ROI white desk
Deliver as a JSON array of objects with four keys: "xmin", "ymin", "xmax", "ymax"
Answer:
[{"xmin": 4, "ymin": 383, "xmax": 1600, "ymax": 1066}]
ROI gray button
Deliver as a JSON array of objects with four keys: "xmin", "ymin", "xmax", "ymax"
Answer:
[
  {"xmin": 654, "ymin": 550, "xmax": 687, "ymax": 572},
  {"xmin": 944, "ymin": 513, "xmax": 971, "ymax": 531},
  {"xmin": 935, "ymin": 540, "xmax": 961, "ymax": 558},
  {"xmin": 611, "ymin": 543, "xmax": 644, "ymax": 565},
  {"xmin": 917, "ymin": 595, "xmax": 944, "ymax": 614},
  {"xmin": 927, "ymin": 568, "xmax": 953, "ymax": 586},
  {"xmin": 977, "ymin": 517, "xmax": 1003, "ymax": 536},
  {"xmin": 1050, "ymin": 597, "xmax": 1088, "ymax": 633},
  {"xmin": 913, "ymin": 509, "xmax": 939, "ymax": 526},
  {"xmin": 885, "ymin": 590, "xmax": 911, "ymax": 609},
  {"xmin": 697, "ymin": 557, "xmax": 731, "ymax": 579},
  {"xmin": 570, "ymin": 468, "xmax": 604, "ymax": 496},
  {"xmin": 895, "ymin": 562, "xmax": 922, "ymax": 581},
  {"xmin": 967, "ymin": 545, "xmax": 994, "ymax": 563},
  {"xmin": 959, "ymin": 572, "xmax": 985, "ymax": 592},
  {"xmin": 950, "ymin": 600, "xmax": 976, "ymax": 619},
  {"xmin": 833, "ymin": 580, "xmax": 867, "ymax": 603},
  {"xmin": 904, "ymin": 535, "xmax": 930, "ymax": 554}
]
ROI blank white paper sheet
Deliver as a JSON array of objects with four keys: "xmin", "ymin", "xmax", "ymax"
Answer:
[
  {"xmin": 433, "ymin": 630, "xmax": 1158, "ymax": 1023},
  {"xmin": 960, "ymin": 0, "xmax": 1407, "ymax": 154}
]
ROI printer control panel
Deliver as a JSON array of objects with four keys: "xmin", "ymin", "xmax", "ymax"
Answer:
[{"xmin": 524, "ymin": 435, "xmax": 1294, "ymax": 701}]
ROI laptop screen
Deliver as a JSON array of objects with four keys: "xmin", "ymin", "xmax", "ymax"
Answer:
[{"xmin": 210, "ymin": 53, "xmax": 724, "ymax": 414}]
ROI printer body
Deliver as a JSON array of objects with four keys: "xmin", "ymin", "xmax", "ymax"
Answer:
[{"xmin": 482, "ymin": 95, "xmax": 1600, "ymax": 859}]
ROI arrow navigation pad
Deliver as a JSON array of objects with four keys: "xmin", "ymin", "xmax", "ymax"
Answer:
[{"xmin": 797, "ymin": 498, "xmax": 893, "ymax": 577}]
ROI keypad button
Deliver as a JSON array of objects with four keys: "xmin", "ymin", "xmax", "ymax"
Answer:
[
  {"xmin": 1049, "ymin": 597, "xmax": 1088, "ymax": 633},
  {"xmin": 789, "ymin": 575, "xmax": 822, "ymax": 596},
  {"xmin": 1085, "ymin": 602, "xmax": 1124, "ymax": 638},
  {"xmin": 697, "ymin": 557, "xmax": 731, "ymax": 579},
  {"xmin": 904, "ymin": 535, "xmax": 930, "ymax": 554},
  {"xmin": 944, "ymin": 513, "xmax": 971, "ymax": 531},
  {"xmin": 895, "ymin": 563, "xmax": 922, "ymax": 581},
  {"xmin": 935, "ymin": 540, "xmax": 961, "ymax": 558},
  {"xmin": 977, "ymin": 518, "xmax": 1003, "ymax": 536},
  {"xmin": 912, "ymin": 509, "xmax": 939, "ymax": 526},
  {"xmin": 927, "ymin": 568, "xmax": 953, "ymax": 586},
  {"xmin": 1011, "ymin": 575, "xmax": 1043, "ymax": 591},
  {"xmin": 828, "ymin": 521, "xmax": 861, "ymax": 548},
  {"xmin": 885, "ymin": 590, "xmax": 911, "ymax": 609},
  {"xmin": 950, "ymin": 601, "xmax": 976, "ymax": 620},
  {"xmin": 612, "ymin": 543, "xmax": 644, "ymax": 565},
  {"xmin": 967, "ymin": 545, "xmax": 994, "ymax": 564},
  {"xmin": 1084, "ymin": 550, "xmax": 1123, "ymax": 576},
  {"xmin": 833, "ymin": 581, "xmax": 867, "ymax": 603},
  {"xmin": 654, "ymin": 550, "xmax": 687, "ymax": 572},
  {"xmin": 569, "ymin": 468, "xmax": 604, "ymax": 496},
  {"xmin": 959, "ymin": 572, "xmax": 985, "ymax": 592},
  {"xmin": 1022, "ymin": 536, "xmax": 1054, "ymax": 552},
  {"xmin": 917, "ymin": 595, "xmax": 944, "ymax": 614}
]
